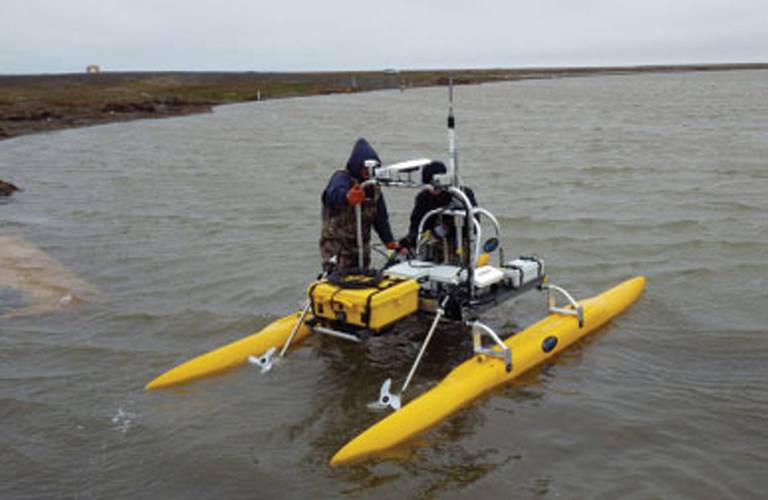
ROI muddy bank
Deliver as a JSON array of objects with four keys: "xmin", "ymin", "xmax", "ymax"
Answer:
[
  {"xmin": 0, "ymin": 179, "xmax": 20, "ymax": 196},
  {"xmin": 1, "ymin": 63, "xmax": 766, "ymax": 141}
]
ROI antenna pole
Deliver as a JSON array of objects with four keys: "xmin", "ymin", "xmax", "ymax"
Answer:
[{"xmin": 447, "ymin": 75, "xmax": 458, "ymax": 187}]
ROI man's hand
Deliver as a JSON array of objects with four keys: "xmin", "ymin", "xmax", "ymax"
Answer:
[
  {"xmin": 397, "ymin": 237, "xmax": 413, "ymax": 256},
  {"xmin": 346, "ymin": 184, "xmax": 365, "ymax": 206},
  {"xmin": 384, "ymin": 241, "xmax": 399, "ymax": 260}
]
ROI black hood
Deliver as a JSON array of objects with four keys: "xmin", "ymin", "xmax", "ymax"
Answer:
[{"xmin": 346, "ymin": 138, "xmax": 380, "ymax": 181}]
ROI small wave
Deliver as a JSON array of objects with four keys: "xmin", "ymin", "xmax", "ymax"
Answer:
[
  {"xmin": 711, "ymin": 167, "xmax": 768, "ymax": 179},
  {"xmin": 701, "ymin": 199, "xmax": 767, "ymax": 212},
  {"xmin": 577, "ymin": 164, "xmax": 639, "ymax": 174},
  {"xmin": 639, "ymin": 238, "xmax": 768, "ymax": 255},
  {"xmin": 111, "ymin": 406, "xmax": 138, "ymax": 435}
]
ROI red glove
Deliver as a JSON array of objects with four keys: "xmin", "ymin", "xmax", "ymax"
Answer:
[
  {"xmin": 346, "ymin": 184, "xmax": 365, "ymax": 206},
  {"xmin": 385, "ymin": 241, "xmax": 398, "ymax": 250}
]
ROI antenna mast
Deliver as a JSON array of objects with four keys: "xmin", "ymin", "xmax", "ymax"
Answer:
[{"xmin": 447, "ymin": 75, "xmax": 459, "ymax": 187}]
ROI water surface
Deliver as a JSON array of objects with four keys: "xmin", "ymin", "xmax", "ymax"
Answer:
[{"xmin": 1, "ymin": 70, "xmax": 767, "ymax": 499}]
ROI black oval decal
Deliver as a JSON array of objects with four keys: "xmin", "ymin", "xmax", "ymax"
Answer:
[{"xmin": 542, "ymin": 336, "xmax": 558, "ymax": 353}]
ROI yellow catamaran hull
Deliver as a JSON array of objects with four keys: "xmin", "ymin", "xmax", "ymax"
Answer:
[
  {"xmin": 330, "ymin": 276, "xmax": 645, "ymax": 466},
  {"xmin": 146, "ymin": 312, "xmax": 311, "ymax": 390}
]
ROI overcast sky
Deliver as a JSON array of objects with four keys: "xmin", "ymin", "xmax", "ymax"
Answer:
[{"xmin": 2, "ymin": 0, "xmax": 767, "ymax": 74}]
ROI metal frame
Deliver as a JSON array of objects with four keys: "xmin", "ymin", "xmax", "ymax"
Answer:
[
  {"xmin": 543, "ymin": 283, "xmax": 585, "ymax": 328},
  {"xmin": 312, "ymin": 325, "xmax": 364, "ymax": 343},
  {"xmin": 469, "ymin": 320, "xmax": 512, "ymax": 372},
  {"xmin": 415, "ymin": 207, "xmax": 482, "ymax": 265},
  {"xmin": 414, "ymin": 197, "xmax": 503, "ymax": 270}
]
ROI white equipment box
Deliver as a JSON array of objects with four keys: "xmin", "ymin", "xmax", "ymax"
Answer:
[
  {"xmin": 472, "ymin": 265, "xmax": 506, "ymax": 288},
  {"xmin": 427, "ymin": 265, "xmax": 466, "ymax": 286},
  {"xmin": 503, "ymin": 257, "xmax": 544, "ymax": 288},
  {"xmin": 385, "ymin": 260, "xmax": 434, "ymax": 281}
]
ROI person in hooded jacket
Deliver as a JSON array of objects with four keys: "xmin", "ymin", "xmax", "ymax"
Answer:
[
  {"xmin": 398, "ymin": 161, "xmax": 476, "ymax": 263},
  {"xmin": 320, "ymin": 138, "xmax": 397, "ymax": 271}
]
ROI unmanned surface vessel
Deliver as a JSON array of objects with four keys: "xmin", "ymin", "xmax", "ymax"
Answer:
[{"xmin": 146, "ymin": 80, "xmax": 645, "ymax": 466}]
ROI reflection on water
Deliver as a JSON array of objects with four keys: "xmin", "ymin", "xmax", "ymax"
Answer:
[{"xmin": 0, "ymin": 235, "xmax": 100, "ymax": 318}]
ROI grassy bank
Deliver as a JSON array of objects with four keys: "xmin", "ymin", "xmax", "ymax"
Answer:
[{"xmin": 1, "ymin": 63, "xmax": 766, "ymax": 140}]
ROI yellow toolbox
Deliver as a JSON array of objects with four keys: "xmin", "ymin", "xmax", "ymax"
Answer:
[{"xmin": 308, "ymin": 274, "xmax": 420, "ymax": 331}]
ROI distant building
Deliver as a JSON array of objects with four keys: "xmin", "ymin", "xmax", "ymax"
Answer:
[{"xmin": 86, "ymin": 65, "xmax": 101, "ymax": 74}]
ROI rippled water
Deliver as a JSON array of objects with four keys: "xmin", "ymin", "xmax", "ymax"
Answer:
[{"xmin": 2, "ymin": 70, "xmax": 767, "ymax": 498}]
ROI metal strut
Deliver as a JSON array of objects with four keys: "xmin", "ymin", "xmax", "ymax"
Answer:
[
  {"xmin": 542, "ymin": 283, "xmax": 584, "ymax": 328},
  {"xmin": 373, "ymin": 297, "xmax": 449, "ymax": 411},
  {"xmin": 312, "ymin": 325, "xmax": 363, "ymax": 343},
  {"xmin": 469, "ymin": 320, "xmax": 512, "ymax": 372},
  {"xmin": 255, "ymin": 260, "xmax": 336, "ymax": 374},
  {"xmin": 251, "ymin": 300, "xmax": 311, "ymax": 373},
  {"xmin": 279, "ymin": 299, "xmax": 311, "ymax": 357},
  {"xmin": 400, "ymin": 297, "xmax": 449, "ymax": 395},
  {"xmin": 355, "ymin": 203, "xmax": 364, "ymax": 268},
  {"xmin": 278, "ymin": 261, "xmax": 336, "ymax": 357}
]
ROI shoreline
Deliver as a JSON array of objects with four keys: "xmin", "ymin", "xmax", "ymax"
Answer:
[{"xmin": 1, "ymin": 63, "xmax": 766, "ymax": 141}]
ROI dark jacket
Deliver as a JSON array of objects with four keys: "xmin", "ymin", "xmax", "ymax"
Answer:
[
  {"xmin": 321, "ymin": 138, "xmax": 394, "ymax": 243},
  {"xmin": 400, "ymin": 186, "xmax": 476, "ymax": 249},
  {"xmin": 321, "ymin": 170, "xmax": 394, "ymax": 244},
  {"xmin": 319, "ymin": 139, "xmax": 395, "ymax": 269}
]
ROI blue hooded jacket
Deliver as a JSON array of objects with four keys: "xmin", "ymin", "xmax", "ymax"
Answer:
[
  {"xmin": 321, "ymin": 138, "xmax": 394, "ymax": 243},
  {"xmin": 346, "ymin": 137, "xmax": 380, "ymax": 181}
]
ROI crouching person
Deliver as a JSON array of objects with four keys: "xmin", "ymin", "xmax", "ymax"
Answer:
[{"xmin": 399, "ymin": 161, "xmax": 476, "ymax": 264}]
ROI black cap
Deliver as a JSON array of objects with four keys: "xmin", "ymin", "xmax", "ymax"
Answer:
[{"xmin": 422, "ymin": 161, "xmax": 447, "ymax": 185}]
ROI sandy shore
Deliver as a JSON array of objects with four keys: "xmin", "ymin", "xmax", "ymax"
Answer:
[
  {"xmin": 1, "ymin": 63, "xmax": 766, "ymax": 141},
  {"xmin": 0, "ymin": 235, "xmax": 100, "ymax": 318}
]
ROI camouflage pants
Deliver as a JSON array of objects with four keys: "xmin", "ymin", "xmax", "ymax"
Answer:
[
  {"xmin": 319, "ymin": 236, "xmax": 371, "ymax": 271},
  {"xmin": 320, "ymin": 190, "xmax": 379, "ymax": 272}
]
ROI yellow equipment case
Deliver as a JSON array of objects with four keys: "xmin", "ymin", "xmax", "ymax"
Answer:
[{"xmin": 308, "ymin": 273, "xmax": 420, "ymax": 331}]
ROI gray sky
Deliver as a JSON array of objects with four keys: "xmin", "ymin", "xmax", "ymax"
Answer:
[{"xmin": 2, "ymin": 0, "xmax": 766, "ymax": 74}]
